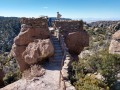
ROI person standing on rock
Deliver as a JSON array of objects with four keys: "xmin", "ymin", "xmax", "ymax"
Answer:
[{"xmin": 57, "ymin": 12, "xmax": 62, "ymax": 20}]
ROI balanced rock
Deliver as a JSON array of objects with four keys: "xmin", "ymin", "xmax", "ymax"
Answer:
[
  {"xmin": 65, "ymin": 31, "xmax": 89, "ymax": 55},
  {"xmin": 23, "ymin": 39, "xmax": 54, "ymax": 65},
  {"xmin": 10, "ymin": 18, "xmax": 54, "ymax": 72}
]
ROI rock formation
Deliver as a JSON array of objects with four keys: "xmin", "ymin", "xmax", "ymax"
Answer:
[
  {"xmin": 22, "ymin": 65, "xmax": 45, "ymax": 79},
  {"xmin": 109, "ymin": 30, "xmax": 120, "ymax": 54},
  {"xmin": 54, "ymin": 20, "xmax": 89, "ymax": 55},
  {"xmin": 65, "ymin": 31, "xmax": 89, "ymax": 54},
  {"xmin": 10, "ymin": 17, "xmax": 54, "ymax": 72},
  {"xmin": 23, "ymin": 39, "xmax": 54, "ymax": 65}
]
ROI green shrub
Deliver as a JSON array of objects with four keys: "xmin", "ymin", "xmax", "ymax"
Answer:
[
  {"xmin": 74, "ymin": 75, "xmax": 109, "ymax": 90},
  {"xmin": 0, "ymin": 53, "xmax": 21, "ymax": 86},
  {"xmin": 3, "ymin": 70, "xmax": 21, "ymax": 85},
  {"xmin": 70, "ymin": 50, "xmax": 120, "ymax": 90}
]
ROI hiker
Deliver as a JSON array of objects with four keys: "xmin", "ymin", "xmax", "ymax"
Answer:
[{"xmin": 57, "ymin": 12, "xmax": 62, "ymax": 20}]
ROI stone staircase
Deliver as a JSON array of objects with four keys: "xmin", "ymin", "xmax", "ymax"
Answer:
[{"xmin": 51, "ymin": 34, "xmax": 63, "ymax": 63}]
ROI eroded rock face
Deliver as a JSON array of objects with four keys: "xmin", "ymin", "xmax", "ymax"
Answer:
[
  {"xmin": 23, "ymin": 39, "xmax": 54, "ymax": 65},
  {"xmin": 11, "ymin": 44, "xmax": 30, "ymax": 72},
  {"xmin": 109, "ymin": 30, "xmax": 120, "ymax": 54},
  {"xmin": 14, "ymin": 24, "xmax": 50, "ymax": 46},
  {"xmin": 10, "ymin": 18, "xmax": 54, "ymax": 72},
  {"xmin": 65, "ymin": 31, "xmax": 89, "ymax": 55},
  {"xmin": 22, "ymin": 65, "xmax": 45, "ymax": 79}
]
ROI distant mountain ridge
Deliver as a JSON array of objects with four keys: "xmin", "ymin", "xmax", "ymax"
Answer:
[{"xmin": 89, "ymin": 20, "xmax": 120, "ymax": 28}]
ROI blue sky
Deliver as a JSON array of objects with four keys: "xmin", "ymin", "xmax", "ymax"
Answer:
[{"xmin": 0, "ymin": 0, "xmax": 120, "ymax": 20}]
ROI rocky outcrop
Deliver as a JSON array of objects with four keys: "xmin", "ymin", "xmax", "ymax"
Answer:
[
  {"xmin": 0, "ymin": 76, "xmax": 58, "ymax": 90},
  {"xmin": 113, "ymin": 22, "xmax": 120, "ymax": 31},
  {"xmin": 11, "ymin": 44, "xmax": 30, "ymax": 72},
  {"xmin": 10, "ymin": 18, "xmax": 54, "ymax": 72},
  {"xmin": 0, "ymin": 70, "xmax": 4, "ymax": 88},
  {"xmin": 22, "ymin": 65, "xmax": 45, "ymax": 79},
  {"xmin": 14, "ymin": 24, "xmax": 50, "ymax": 46},
  {"xmin": 23, "ymin": 39, "xmax": 54, "ymax": 65},
  {"xmin": 109, "ymin": 30, "xmax": 120, "ymax": 54},
  {"xmin": 54, "ymin": 20, "xmax": 89, "ymax": 55},
  {"xmin": 65, "ymin": 31, "xmax": 89, "ymax": 55}
]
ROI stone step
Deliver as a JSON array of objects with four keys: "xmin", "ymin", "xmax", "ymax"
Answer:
[
  {"xmin": 54, "ymin": 45, "xmax": 61, "ymax": 47},
  {"xmin": 55, "ymin": 50, "xmax": 62, "ymax": 53},
  {"xmin": 52, "ymin": 58, "xmax": 62, "ymax": 62},
  {"xmin": 53, "ymin": 42, "xmax": 60, "ymax": 44},
  {"xmin": 53, "ymin": 43, "xmax": 60, "ymax": 45},
  {"xmin": 54, "ymin": 55, "xmax": 63, "ymax": 57},
  {"xmin": 52, "ymin": 42, "xmax": 60, "ymax": 45},
  {"xmin": 54, "ymin": 56, "xmax": 63, "ymax": 60},
  {"xmin": 54, "ymin": 47, "xmax": 62, "ymax": 50},
  {"xmin": 51, "ymin": 39, "xmax": 59, "ymax": 42},
  {"xmin": 54, "ymin": 53, "xmax": 63, "ymax": 56},
  {"xmin": 54, "ymin": 48, "xmax": 62, "ymax": 51},
  {"xmin": 50, "ymin": 59, "xmax": 62, "ymax": 63},
  {"xmin": 52, "ymin": 39, "xmax": 58, "ymax": 41},
  {"xmin": 54, "ymin": 44, "xmax": 61, "ymax": 46},
  {"xmin": 52, "ymin": 39, "xmax": 59, "ymax": 42},
  {"xmin": 48, "ymin": 61, "xmax": 61, "ymax": 66},
  {"xmin": 55, "ymin": 49, "xmax": 62, "ymax": 51},
  {"xmin": 53, "ymin": 42, "xmax": 60, "ymax": 45},
  {"xmin": 52, "ymin": 40, "xmax": 59, "ymax": 42},
  {"xmin": 50, "ymin": 34, "xmax": 63, "ymax": 63}
]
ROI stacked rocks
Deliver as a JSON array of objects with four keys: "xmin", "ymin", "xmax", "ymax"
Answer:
[{"xmin": 10, "ymin": 18, "xmax": 54, "ymax": 72}]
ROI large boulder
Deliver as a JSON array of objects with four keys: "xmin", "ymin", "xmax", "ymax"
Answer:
[
  {"xmin": 109, "ymin": 30, "xmax": 120, "ymax": 54},
  {"xmin": 10, "ymin": 18, "xmax": 54, "ymax": 72},
  {"xmin": 65, "ymin": 31, "xmax": 89, "ymax": 55},
  {"xmin": 23, "ymin": 39, "xmax": 54, "ymax": 65},
  {"xmin": 14, "ymin": 24, "xmax": 50, "ymax": 46}
]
